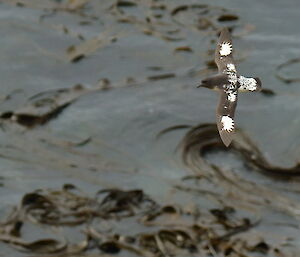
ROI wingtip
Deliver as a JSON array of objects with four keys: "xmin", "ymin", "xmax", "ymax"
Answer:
[
  {"xmin": 219, "ymin": 130, "xmax": 233, "ymax": 147},
  {"xmin": 219, "ymin": 27, "xmax": 231, "ymax": 38},
  {"xmin": 216, "ymin": 121, "xmax": 234, "ymax": 147},
  {"xmin": 255, "ymin": 77, "xmax": 262, "ymax": 91},
  {"xmin": 223, "ymin": 139, "xmax": 232, "ymax": 147},
  {"xmin": 220, "ymin": 27, "xmax": 230, "ymax": 33}
]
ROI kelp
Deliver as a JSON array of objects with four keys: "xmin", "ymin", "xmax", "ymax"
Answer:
[
  {"xmin": 276, "ymin": 57, "xmax": 300, "ymax": 83},
  {"xmin": 3, "ymin": 0, "xmax": 91, "ymax": 13},
  {"xmin": 260, "ymin": 88, "xmax": 276, "ymax": 96},
  {"xmin": 174, "ymin": 46, "xmax": 193, "ymax": 53},
  {"xmin": 109, "ymin": 1, "xmax": 244, "ymax": 44},
  {"xmin": 170, "ymin": 123, "xmax": 300, "ymax": 219},
  {"xmin": 170, "ymin": 4, "xmax": 239, "ymax": 32},
  {"xmin": 0, "ymin": 1, "xmax": 295, "ymax": 256},
  {"xmin": 2, "ymin": 0, "xmax": 246, "ymax": 67},
  {"xmin": 147, "ymin": 73, "xmax": 176, "ymax": 81},
  {"xmin": 0, "ymin": 81, "xmax": 128, "ymax": 128},
  {"xmin": 66, "ymin": 32, "xmax": 121, "ymax": 63},
  {"xmin": 0, "ymin": 185, "xmax": 267, "ymax": 257},
  {"xmin": 0, "ymin": 85, "xmax": 88, "ymax": 128},
  {"xmin": 180, "ymin": 123, "xmax": 300, "ymax": 177},
  {"xmin": 96, "ymin": 189, "xmax": 158, "ymax": 217},
  {"xmin": 0, "ymin": 186, "xmax": 157, "ymax": 254}
]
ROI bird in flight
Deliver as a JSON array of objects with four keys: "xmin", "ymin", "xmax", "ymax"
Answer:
[{"xmin": 198, "ymin": 28, "xmax": 262, "ymax": 147}]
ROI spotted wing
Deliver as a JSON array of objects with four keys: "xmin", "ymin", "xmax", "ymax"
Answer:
[
  {"xmin": 216, "ymin": 90, "xmax": 238, "ymax": 147},
  {"xmin": 238, "ymin": 76, "xmax": 262, "ymax": 92},
  {"xmin": 215, "ymin": 28, "xmax": 235, "ymax": 73}
]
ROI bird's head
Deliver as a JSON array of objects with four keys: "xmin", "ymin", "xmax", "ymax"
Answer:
[{"xmin": 197, "ymin": 79, "xmax": 214, "ymax": 89}]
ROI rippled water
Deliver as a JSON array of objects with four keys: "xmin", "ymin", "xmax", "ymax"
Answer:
[{"xmin": 0, "ymin": 0, "xmax": 300, "ymax": 256}]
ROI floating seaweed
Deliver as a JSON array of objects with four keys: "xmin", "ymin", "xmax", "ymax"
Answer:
[
  {"xmin": 0, "ymin": 184, "xmax": 271, "ymax": 256},
  {"xmin": 0, "ymin": 81, "xmax": 132, "ymax": 128},
  {"xmin": 147, "ymin": 73, "xmax": 176, "ymax": 81},
  {"xmin": 2, "ymin": 0, "xmax": 91, "ymax": 13},
  {"xmin": 66, "ymin": 32, "xmax": 120, "ymax": 63},
  {"xmin": 96, "ymin": 189, "xmax": 158, "ymax": 218},
  {"xmin": 166, "ymin": 123, "xmax": 300, "ymax": 222},
  {"xmin": 108, "ymin": 1, "xmax": 243, "ymax": 43},
  {"xmin": 170, "ymin": 4, "xmax": 239, "ymax": 32},
  {"xmin": 0, "ymin": 85, "xmax": 87, "ymax": 128},
  {"xmin": 174, "ymin": 46, "xmax": 193, "ymax": 53},
  {"xmin": 217, "ymin": 14, "xmax": 239, "ymax": 22},
  {"xmin": 116, "ymin": 0, "xmax": 137, "ymax": 8},
  {"xmin": 276, "ymin": 57, "xmax": 300, "ymax": 83},
  {"xmin": 180, "ymin": 123, "xmax": 300, "ymax": 177},
  {"xmin": 260, "ymin": 88, "xmax": 276, "ymax": 96},
  {"xmin": 0, "ymin": 1, "xmax": 297, "ymax": 256}
]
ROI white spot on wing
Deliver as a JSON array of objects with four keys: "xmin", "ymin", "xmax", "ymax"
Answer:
[
  {"xmin": 227, "ymin": 92, "xmax": 237, "ymax": 102},
  {"xmin": 225, "ymin": 64, "xmax": 237, "ymax": 86},
  {"xmin": 227, "ymin": 72, "xmax": 237, "ymax": 85},
  {"xmin": 219, "ymin": 42, "xmax": 232, "ymax": 56},
  {"xmin": 238, "ymin": 76, "xmax": 257, "ymax": 91},
  {"xmin": 226, "ymin": 63, "xmax": 236, "ymax": 72},
  {"xmin": 221, "ymin": 116, "xmax": 234, "ymax": 132}
]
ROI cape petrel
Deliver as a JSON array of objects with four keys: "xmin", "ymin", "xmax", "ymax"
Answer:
[{"xmin": 198, "ymin": 28, "xmax": 262, "ymax": 147}]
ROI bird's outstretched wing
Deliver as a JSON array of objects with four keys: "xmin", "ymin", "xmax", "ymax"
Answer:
[
  {"xmin": 216, "ymin": 90, "xmax": 238, "ymax": 147},
  {"xmin": 215, "ymin": 28, "xmax": 235, "ymax": 73},
  {"xmin": 238, "ymin": 76, "xmax": 262, "ymax": 92}
]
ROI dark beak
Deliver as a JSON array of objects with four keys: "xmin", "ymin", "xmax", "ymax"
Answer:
[{"xmin": 197, "ymin": 80, "xmax": 209, "ymax": 88}]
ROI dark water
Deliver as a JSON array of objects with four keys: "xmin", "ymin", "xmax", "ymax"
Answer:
[{"xmin": 0, "ymin": 0, "xmax": 300, "ymax": 256}]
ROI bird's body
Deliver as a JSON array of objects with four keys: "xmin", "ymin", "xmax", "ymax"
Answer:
[{"xmin": 199, "ymin": 28, "xmax": 262, "ymax": 147}]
